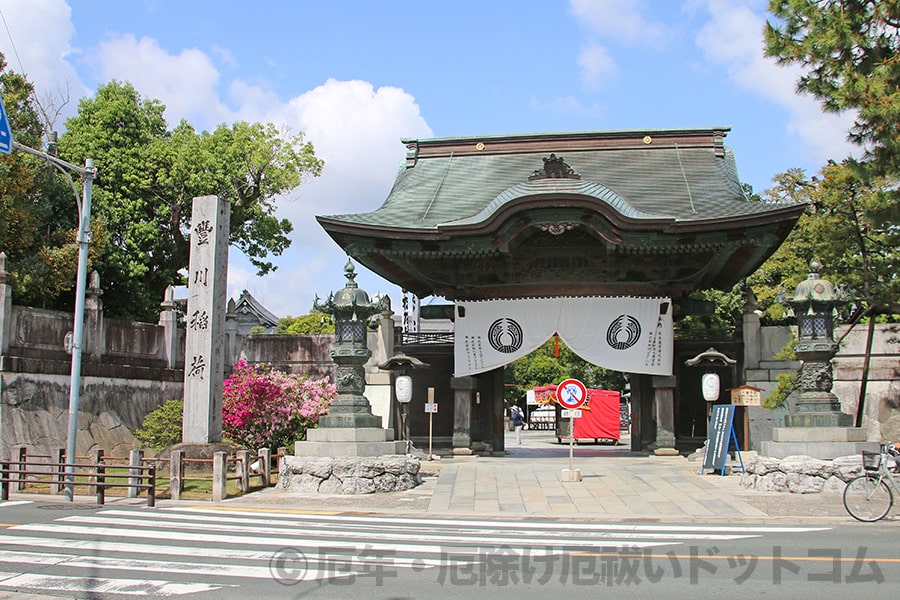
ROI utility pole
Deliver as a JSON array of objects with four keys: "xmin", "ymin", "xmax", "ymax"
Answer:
[{"xmin": 12, "ymin": 139, "xmax": 95, "ymax": 501}]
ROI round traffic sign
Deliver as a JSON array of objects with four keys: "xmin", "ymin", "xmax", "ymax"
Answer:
[{"xmin": 556, "ymin": 378, "xmax": 588, "ymax": 410}]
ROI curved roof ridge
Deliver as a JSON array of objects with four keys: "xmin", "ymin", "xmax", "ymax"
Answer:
[{"xmin": 440, "ymin": 178, "xmax": 656, "ymax": 227}]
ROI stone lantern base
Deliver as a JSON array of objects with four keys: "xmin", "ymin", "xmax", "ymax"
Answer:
[
  {"xmin": 295, "ymin": 427, "xmax": 405, "ymax": 457},
  {"xmin": 761, "ymin": 392, "xmax": 876, "ymax": 459},
  {"xmin": 761, "ymin": 427, "xmax": 876, "ymax": 460}
]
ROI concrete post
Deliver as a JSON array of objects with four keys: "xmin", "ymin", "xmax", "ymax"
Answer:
[
  {"xmin": 14, "ymin": 446, "xmax": 26, "ymax": 491},
  {"xmin": 84, "ymin": 270, "xmax": 104, "ymax": 362},
  {"xmin": 169, "ymin": 450, "xmax": 183, "ymax": 501},
  {"xmin": 88, "ymin": 448, "xmax": 103, "ymax": 495},
  {"xmin": 52, "ymin": 449, "xmax": 65, "ymax": 494},
  {"xmin": 0, "ymin": 255, "xmax": 12, "ymax": 463},
  {"xmin": 158, "ymin": 286, "xmax": 179, "ymax": 370},
  {"xmin": 95, "ymin": 461, "xmax": 105, "ymax": 505},
  {"xmin": 742, "ymin": 285, "xmax": 762, "ymax": 373},
  {"xmin": 257, "ymin": 448, "xmax": 271, "ymax": 487},
  {"xmin": 223, "ymin": 298, "xmax": 237, "ymax": 371},
  {"xmin": 236, "ymin": 449, "xmax": 250, "ymax": 493},
  {"xmin": 277, "ymin": 447, "xmax": 288, "ymax": 479},
  {"xmin": 128, "ymin": 448, "xmax": 144, "ymax": 499},
  {"xmin": 0, "ymin": 252, "xmax": 11, "ymax": 355},
  {"xmin": 0, "ymin": 462, "xmax": 7, "ymax": 501},
  {"xmin": 212, "ymin": 451, "xmax": 227, "ymax": 501},
  {"xmin": 182, "ymin": 196, "xmax": 230, "ymax": 444}
]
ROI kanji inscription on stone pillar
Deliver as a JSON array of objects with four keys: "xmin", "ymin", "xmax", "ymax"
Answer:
[{"xmin": 182, "ymin": 195, "xmax": 230, "ymax": 443}]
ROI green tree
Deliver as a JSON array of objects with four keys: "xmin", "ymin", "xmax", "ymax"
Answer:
[
  {"xmin": 134, "ymin": 399, "xmax": 184, "ymax": 452},
  {"xmin": 276, "ymin": 311, "xmax": 335, "ymax": 334},
  {"xmin": 747, "ymin": 164, "xmax": 899, "ymax": 318},
  {"xmin": 56, "ymin": 81, "xmax": 323, "ymax": 320},
  {"xmin": 765, "ymin": 0, "xmax": 900, "ymax": 178},
  {"xmin": 504, "ymin": 338, "xmax": 628, "ymax": 406},
  {"xmin": 0, "ymin": 53, "xmax": 92, "ymax": 309},
  {"xmin": 763, "ymin": 1, "xmax": 900, "ymax": 319}
]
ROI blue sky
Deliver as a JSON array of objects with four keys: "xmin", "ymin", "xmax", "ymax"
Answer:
[{"xmin": 0, "ymin": 0, "xmax": 857, "ymax": 319}]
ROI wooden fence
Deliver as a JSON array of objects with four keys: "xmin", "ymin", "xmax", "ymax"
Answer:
[{"xmin": 0, "ymin": 445, "xmax": 287, "ymax": 504}]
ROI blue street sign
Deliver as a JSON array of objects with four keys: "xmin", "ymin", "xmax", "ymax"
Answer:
[{"xmin": 0, "ymin": 91, "xmax": 13, "ymax": 154}]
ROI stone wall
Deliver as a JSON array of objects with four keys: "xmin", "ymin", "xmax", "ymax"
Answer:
[
  {"xmin": 279, "ymin": 455, "xmax": 421, "ymax": 494},
  {"xmin": 0, "ymin": 267, "xmax": 396, "ymax": 459},
  {"xmin": 230, "ymin": 333, "xmax": 335, "ymax": 379},
  {"xmin": 1, "ymin": 371, "xmax": 183, "ymax": 458},
  {"xmin": 740, "ymin": 454, "xmax": 865, "ymax": 494}
]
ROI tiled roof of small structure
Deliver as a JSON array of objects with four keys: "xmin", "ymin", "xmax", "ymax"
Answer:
[
  {"xmin": 233, "ymin": 290, "xmax": 279, "ymax": 327},
  {"xmin": 319, "ymin": 127, "xmax": 799, "ymax": 230}
]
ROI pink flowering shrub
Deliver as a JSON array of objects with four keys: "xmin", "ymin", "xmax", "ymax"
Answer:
[{"xmin": 222, "ymin": 360, "xmax": 334, "ymax": 450}]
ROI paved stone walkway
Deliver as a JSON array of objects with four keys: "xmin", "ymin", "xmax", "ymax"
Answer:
[{"xmin": 228, "ymin": 430, "xmax": 857, "ymax": 523}]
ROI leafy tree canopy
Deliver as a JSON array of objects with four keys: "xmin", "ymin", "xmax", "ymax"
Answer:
[
  {"xmin": 748, "ymin": 163, "xmax": 900, "ymax": 319},
  {"xmin": 0, "ymin": 53, "xmax": 98, "ymax": 308},
  {"xmin": 276, "ymin": 311, "xmax": 335, "ymax": 334},
  {"xmin": 764, "ymin": 2, "xmax": 899, "ymax": 319},
  {"xmin": 765, "ymin": 0, "xmax": 900, "ymax": 179},
  {"xmin": 52, "ymin": 80, "xmax": 323, "ymax": 320}
]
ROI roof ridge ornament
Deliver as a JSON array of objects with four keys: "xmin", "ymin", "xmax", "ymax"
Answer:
[{"xmin": 529, "ymin": 154, "xmax": 581, "ymax": 181}]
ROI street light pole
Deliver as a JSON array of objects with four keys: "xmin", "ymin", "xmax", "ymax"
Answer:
[{"xmin": 12, "ymin": 140, "xmax": 95, "ymax": 501}]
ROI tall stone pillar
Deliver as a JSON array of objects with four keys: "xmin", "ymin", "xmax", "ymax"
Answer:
[
  {"xmin": 451, "ymin": 376, "xmax": 477, "ymax": 454},
  {"xmin": 652, "ymin": 375, "xmax": 678, "ymax": 455},
  {"xmin": 158, "ymin": 285, "xmax": 179, "ymax": 369},
  {"xmin": 84, "ymin": 271, "xmax": 104, "ymax": 362},
  {"xmin": 182, "ymin": 196, "xmax": 230, "ymax": 444},
  {"xmin": 223, "ymin": 298, "xmax": 238, "ymax": 371},
  {"xmin": 742, "ymin": 285, "xmax": 761, "ymax": 372},
  {"xmin": 0, "ymin": 252, "xmax": 11, "ymax": 355}
]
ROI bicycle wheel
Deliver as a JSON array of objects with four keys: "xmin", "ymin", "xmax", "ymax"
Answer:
[{"xmin": 843, "ymin": 475, "xmax": 893, "ymax": 522}]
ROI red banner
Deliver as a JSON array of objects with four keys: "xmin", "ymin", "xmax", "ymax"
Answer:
[{"xmin": 573, "ymin": 389, "xmax": 620, "ymax": 440}]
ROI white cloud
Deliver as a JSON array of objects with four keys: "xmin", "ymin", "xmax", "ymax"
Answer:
[
  {"xmin": 2, "ymin": 0, "xmax": 432, "ymax": 316},
  {"xmin": 569, "ymin": 0, "xmax": 668, "ymax": 43},
  {"xmin": 567, "ymin": 0, "xmax": 668, "ymax": 94},
  {"xmin": 0, "ymin": 0, "xmax": 87, "ymax": 126},
  {"xmin": 274, "ymin": 79, "xmax": 432, "ymax": 218},
  {"xmin": 193, "ymin": 78, "xmax": 432, "ymax": 316},
  {"xmin": 694, "ymin": 0, "xmax": 857, "ymax": 165},
  {"xmin": 97, "ymin": 34, "xmax": 232, "ymax": 128},
  {"xmin": 578, "ymin": 42, "xmax": 617, "ymax": 89}
]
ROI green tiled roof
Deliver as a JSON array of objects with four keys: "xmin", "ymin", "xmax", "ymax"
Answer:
[{"xmin": 320, "ymin": 128, "xmax": 796, "ymax": 230}]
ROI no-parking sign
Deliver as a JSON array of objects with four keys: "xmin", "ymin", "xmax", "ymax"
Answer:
[{"xmin": 556, "ymin": 378, "xmax": 588, "ymax": 410}]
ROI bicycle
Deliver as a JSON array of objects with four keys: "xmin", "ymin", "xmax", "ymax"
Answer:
[{"xmin": 843, "ymin": 442, "xmax": 900, "ymax": 522}]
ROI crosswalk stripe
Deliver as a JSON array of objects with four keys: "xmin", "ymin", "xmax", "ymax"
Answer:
[
  {"xmin": 0, "ymin": 505, "xmax": 835, "ymax": 596},
  {"xmin": 0, "ymin": 501, "xmax": 32, "ymax": 508},
  {"xmin": 0, "ymin": 533, "xmax": 442, "ymax": 566},
  {"xmin": 0, "ymin": 572, "xmax": 228, "ymax": 596},
  {"xmin": 176, "ymin": 505, "xmax": 831, "ymax": 534},
  {"xmin": 52, "ymin": 513, "xmax": 764, "ymax": 543},
  {"xmin": 0, "ymin": 550, "xmax": 359, "ymax": 581},
  {"xmin": 13, "ymin": 522, "xmax": 669, "ymax": 553}
]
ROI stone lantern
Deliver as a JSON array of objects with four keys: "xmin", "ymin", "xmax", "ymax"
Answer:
[
  {"xmin": 782, "ymin": 259, "xmax": 852, "ymax": 427},
  {"xmin": 313, "ymin": 259, "xmax": 388, "ymax": 429}
]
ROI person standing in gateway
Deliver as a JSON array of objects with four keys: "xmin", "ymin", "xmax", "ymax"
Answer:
[{"xmin": 512, "ymin": 406, "xmax": 524, "ymax": 446}]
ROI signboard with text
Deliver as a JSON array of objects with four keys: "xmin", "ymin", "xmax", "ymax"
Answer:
[{"xmin": 703, "ymin": 404, "xmax": 737, "ymax": 472}]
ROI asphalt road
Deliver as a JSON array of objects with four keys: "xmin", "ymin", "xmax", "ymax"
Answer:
[{"xmin": 1, "ymin": 498, "xmax": 899, "ymax": 599}]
